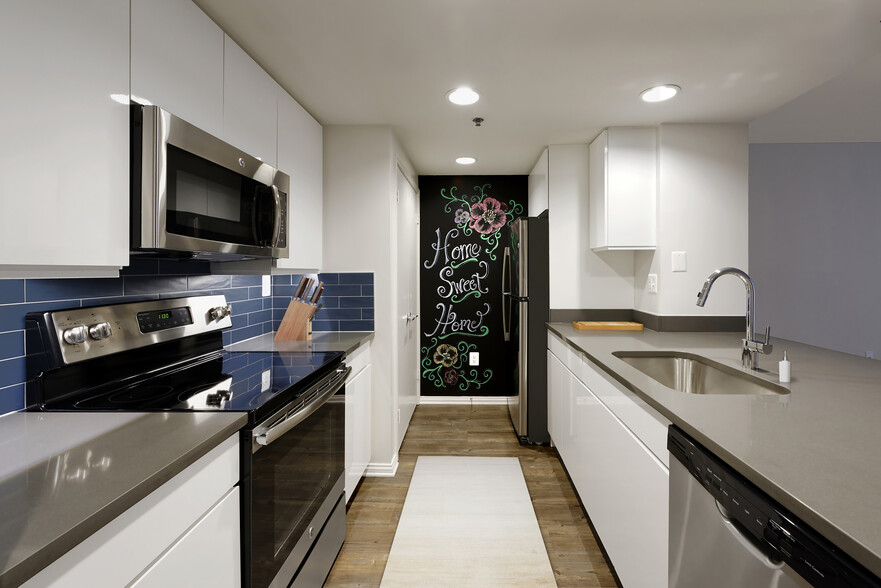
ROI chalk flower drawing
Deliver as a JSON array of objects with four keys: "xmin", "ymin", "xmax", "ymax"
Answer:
[
  {"xmin": 469, "ymin": 197, "xmax": 508, "ymax": 235},
  {"xmin": 443, "ymin": 368, "xmax": 459, "ymax": 385},
  {"xmin": 454, "ymin": 208, "xmax": 470, "ymax": 224},
  {"xmin": 432, "ymin": 343, "xmax": 458, "ymax": 367}
]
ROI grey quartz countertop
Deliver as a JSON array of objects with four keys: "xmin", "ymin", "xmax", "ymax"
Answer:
[
  {"xmin": 227, "ymin": 331, "xmax": 374, "ymax": 355},
  {"xmin": 547, "ymin": 323, "xmax": 881, "ymax": 578},
  {"xmin": 0, "ymin": 411, "xmax": 246, "ymax": 587}
]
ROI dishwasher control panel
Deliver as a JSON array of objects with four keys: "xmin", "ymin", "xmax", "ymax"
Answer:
[{"xmin": 668, "ymin": 426, "xmax": 881, "ymax": 588}]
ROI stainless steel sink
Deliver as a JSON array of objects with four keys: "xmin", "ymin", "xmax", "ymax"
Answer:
[{"xmin": 612, "ymin": 351, "xmax": 789, "ymax": 395}]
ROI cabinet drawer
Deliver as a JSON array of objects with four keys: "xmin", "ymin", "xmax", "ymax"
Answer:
[
  {"xmin": 548, "ymin": 331, "xmax": 567, "ymax": 360},
  {"xmin": 346, "ymin": 341, "xmax": 371, "ymax": 378},
  {"xmin": 579, "ymin": 356, "xmax": 670, "ymax": 466},
  {"xmin": 130, "ymin": 487, "xmax": 240, "ymax": 587},
  {"xmin": 548, "ymin": 331, "xmax": 580, "ymax": 374}
]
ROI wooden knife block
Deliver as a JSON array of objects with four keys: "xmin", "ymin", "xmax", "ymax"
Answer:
[{"xmin": 274, "ymin": 299, "xmax": 318, "ymax": 341}]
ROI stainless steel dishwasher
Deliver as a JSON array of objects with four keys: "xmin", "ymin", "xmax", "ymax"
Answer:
[{"xmin": 668, "ymin": 426, "xmax": 881, "ymax": 588}]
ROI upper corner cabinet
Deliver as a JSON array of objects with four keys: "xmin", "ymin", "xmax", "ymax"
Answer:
[{"xmin": 589, "ymin": 127, "xmax": 657, "ymax": 251}]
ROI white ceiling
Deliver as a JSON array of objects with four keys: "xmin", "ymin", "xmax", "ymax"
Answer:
[{"xmin": 193, "ymin": 0, "xmax": 881, "ymax": 175}]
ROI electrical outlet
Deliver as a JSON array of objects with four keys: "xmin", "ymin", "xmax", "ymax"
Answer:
[
  {"xmin": 647, "ymin": 274, "xmax": 658, "ymax": 294},
  {"xmin": 469, "ymin": 352, "xmax": 480, "ymax": 366},
  {"xmin": 262, "ymin": 275, "xmax": 271, "ymax": 297},
  {"xmin": 866, "ymin": 351, "xmax": 874, "ymax": 359},
  {"xmin": 261, "ymin": 369, "xmax": 271, "ymax": 392}
]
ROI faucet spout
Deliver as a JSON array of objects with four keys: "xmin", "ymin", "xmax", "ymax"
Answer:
[{"xmin": 695, "ymin": 267, "xmax": 772, "ymax": 369}]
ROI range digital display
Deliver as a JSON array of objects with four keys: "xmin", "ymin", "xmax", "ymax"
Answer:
[{"xmin": 137, "ymin": 307, "xmax": 193, "ymax": 333}]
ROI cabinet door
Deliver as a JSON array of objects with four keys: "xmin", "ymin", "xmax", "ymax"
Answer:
[
  {"xmin": 345, "ymin": 363, "xmax": 371, "ymax": 502},
  {"xmin": 131, "ymin": 0, "xmax": 224, "ymax": 137},
  {"xmin": 223, "ymin": 36, "xmax": 278, "ymax": 167},
  {"xmin": 589, "ymin": 127, "xmax": 657, "ymax": 251},
  {"xmin": 547, "ymin": 350, "xmax": 565, "ymax": 455},
  {"xmin": 575, "ymin": 381, "xmax": 668, "ymax": 588},
  {"xmin": 130, "ymin": 488, "xmax": 240, "ymax": 588},
  {"xmin": 277, "ymin": 90, "xmax": 323, "ymax": 271},
  {"xmin": 0, "ymin": 0, "xmax": 129, "ymax": 273}
]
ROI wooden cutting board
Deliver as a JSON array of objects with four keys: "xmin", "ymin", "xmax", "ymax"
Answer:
[{"xmin": 572, "ymin": 321, "xmax": 644, "ymax": 331}]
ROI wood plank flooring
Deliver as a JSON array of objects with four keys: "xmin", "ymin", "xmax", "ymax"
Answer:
[{"xmin": 325, "ymin": 404, "xmax": 618, "ymax": 587}]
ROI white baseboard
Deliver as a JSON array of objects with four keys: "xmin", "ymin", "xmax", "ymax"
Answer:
[
  {"xmin": 418, "ymin": 396, "xmax": 511, "ymax": 406},
  {"xmin": 365, "ymin": 453, "xmax": 399, "ymax": 477}
]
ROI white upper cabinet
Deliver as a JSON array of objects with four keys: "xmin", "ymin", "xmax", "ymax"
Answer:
[
  {"xmin": 0, "ymin": 1, "xmax": 129, "ymax": 276},
  {"xmin": 528, "ymin": 148, "xmax": 549, "ymax": 215},
  {"xmin": 131, "ymin": 0, "xmax": 224, "ymax": 137},
  {"xmin": 223, "ymin": 36, "xmax": 278, "ymax": 167},
  {"xmin": 589, "ymin": 127, "xmax": 657, "ymax": 251},
  {"xmin": 277, "ymin": 90, "xmax": 323, "ymax": 271}
]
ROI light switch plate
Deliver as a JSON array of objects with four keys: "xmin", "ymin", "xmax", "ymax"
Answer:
[
  {"xmin": 672, "ymin": 251, "xmax": 687, "ymax": 272},
  {"xmin": 469, "ymin": 352, "xmax": 479, "ymax": 366}
]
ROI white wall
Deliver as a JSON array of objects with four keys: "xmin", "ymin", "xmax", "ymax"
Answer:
[
  {"xmin": 634, "ymin": 124, "xmax": 750, "ymax": 317},
  {"xmin": 749, "ymin": 142, "xmax": 881, "ymax": 358},
  {"xmin": 323, "ymin": 125, "xmax": 414, "ymax": 474},
  {"xmin": 547, "ymin": 144, "xmax": 635, "ymax": 310},
  {"xmin": 528, "ymin": 148, "xmax": 549, "ymax": 214}
]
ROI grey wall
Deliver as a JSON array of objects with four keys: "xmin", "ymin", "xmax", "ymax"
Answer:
[{"xmin": 749, "ymin": 142, "xmax": 881, "ymax": 358}]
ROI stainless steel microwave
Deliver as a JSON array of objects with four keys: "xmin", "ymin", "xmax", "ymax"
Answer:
[{"xmin": 131, "ymin": 105, "xmax": 289, "ymax": 261}]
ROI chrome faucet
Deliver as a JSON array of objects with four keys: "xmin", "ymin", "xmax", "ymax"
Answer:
[{"xmin": 696, "ymin": 267, "xmax": 772, "ymax": 370}]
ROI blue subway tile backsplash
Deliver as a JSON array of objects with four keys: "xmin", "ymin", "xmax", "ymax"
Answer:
[{"xmin": 0, "ymin": 265, "xmax": 374, "ymax": 416}]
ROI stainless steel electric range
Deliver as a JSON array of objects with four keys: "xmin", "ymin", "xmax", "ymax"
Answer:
[{"xmin": 25, "ymin": 295, "xmax": 348, "ymax": 588}]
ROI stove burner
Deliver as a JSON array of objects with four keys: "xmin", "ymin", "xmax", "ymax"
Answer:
[
  {"xmin": 107, "ymin": 385, "xmax": 175, "ymax": 405},
  {"xmin": 249, "ymin": 391, "xmax": 277, "ymax": 407}
]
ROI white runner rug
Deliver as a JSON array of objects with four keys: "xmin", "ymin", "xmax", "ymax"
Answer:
[{"xmin": 380, "ymin": 456, "xmax": 557, "ymax": 587}]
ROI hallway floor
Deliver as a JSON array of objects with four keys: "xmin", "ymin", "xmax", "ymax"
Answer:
[{"xmin": 325, "ymin": 404, "xmax": 618, "ymax": 587}]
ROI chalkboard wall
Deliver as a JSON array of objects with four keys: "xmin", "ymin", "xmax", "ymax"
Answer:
[{"xmin": 418, "ymin": 176, "xmax": 527, "ymax": 396}]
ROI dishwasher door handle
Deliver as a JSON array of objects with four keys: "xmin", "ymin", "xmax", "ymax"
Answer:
[{"xmin": 715, "ymin": 499, "xmax": 784, "ymax": 570}]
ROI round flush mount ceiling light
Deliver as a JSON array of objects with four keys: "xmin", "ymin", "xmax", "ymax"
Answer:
[
  {"xmin": 456, "ymin": 156, "xmax": 477, "ymax": 165},
  {"xmin": 447, "ymin": 87, "xmax": 480, "ymax": 105},
  {"xmin": 640, "ymin": 84, "xmax": 681, "ymax": 103}
]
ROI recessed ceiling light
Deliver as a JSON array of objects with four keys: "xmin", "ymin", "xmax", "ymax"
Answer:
[
  {"xmin": 456, "ymin": 156, "xmax": 477, "ymax": 165},
  {"xmin": 640, "ymin": 84, "xmax": 681, "ymax": 103},
  {"xmin": 447, "ymin": 87, "xmax": 480, "ymax": 105}
]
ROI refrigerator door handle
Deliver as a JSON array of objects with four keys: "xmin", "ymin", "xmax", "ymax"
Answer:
[
  {"xmin": 502, "ymin": 247, "xmax": 512, "ymax": 342},
  {"xmin": 502, "ymin": 246, "xmax": 511, "ymax": 296}
]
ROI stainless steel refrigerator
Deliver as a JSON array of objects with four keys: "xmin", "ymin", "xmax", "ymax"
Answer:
[{"xmin": 502, "ymin": 214, "xmax": 549, "ymax": 444}]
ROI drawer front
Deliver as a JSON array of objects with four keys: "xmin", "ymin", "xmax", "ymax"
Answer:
[
  {"xmin": 579, "ymin": 355, "xmax": 670, "ymax": 466},
  {"xmin": 346, "ymin": 341, "xmax": 370, "ymax": 378},
  {"xmin": 548, "ymin": 331, "xmax": 568, "ymax": 361}
]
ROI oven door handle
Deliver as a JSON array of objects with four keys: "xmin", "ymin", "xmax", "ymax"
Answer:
[{"xmin": 253, "ymin": 366, "xmax": 351, "ymax": 447}]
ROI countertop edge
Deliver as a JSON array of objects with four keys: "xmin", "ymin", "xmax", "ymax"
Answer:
[
  {"xmin": 546, "ymin": 322, "xmax": 881, "ymax": 578},
  {"xmin": 3, "ymin": 414, "xmax": 247, "ymax": 587}
]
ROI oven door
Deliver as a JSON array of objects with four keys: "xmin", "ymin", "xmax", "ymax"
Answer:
[
  {"xmin": 133, "ymin": 105, "xmax": 289, "ymax": 260},
  {"xmin": 243, "ymin": 365, "xmax": 348, "ymax": 588}
]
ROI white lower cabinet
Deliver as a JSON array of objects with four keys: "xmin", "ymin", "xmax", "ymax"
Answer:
[
  {"xmin": 23, "ymin": 434, "xmax": 240, "ymax": 587},
  {"xmin": 345, "ymin": 342, "xmax": 372, "ymax": 503},
  {"xmin": 548, "ymin": 334, "xmax": 669, "ymax": 587}
]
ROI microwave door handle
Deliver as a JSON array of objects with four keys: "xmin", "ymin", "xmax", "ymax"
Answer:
[
  {"xmin": 270, "ymin": 185, "xmax": 283, "ymax": 247},
  {"xmin": 253, "ymin": 366, "xmax": 351, "ymax": 448}
]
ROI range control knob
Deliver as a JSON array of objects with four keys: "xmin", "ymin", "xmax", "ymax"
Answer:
[
  {"xmin": 88, "ymin": 322, "xmax": 113, "ymax": 340},
  {"xmin": 206, "ymin": 390, "xmax": 232, "ymax": 406},
  {"xmin": 209, "ymin": 305, "xmax": 233, "ymax": 321},
  {"xmin": 62, "ymin": 325, "xmax": 88, "ymax": 345}
]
